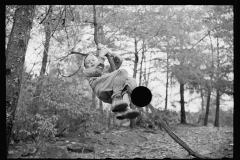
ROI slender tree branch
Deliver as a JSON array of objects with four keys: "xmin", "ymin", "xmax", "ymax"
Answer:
[
  {"xmin": 51, "ymin": 6, "xmax": 64, "ymax": 37},
  {"xmin": 39, "ymin": 5, "xmax": 53, "ymax": 24}
]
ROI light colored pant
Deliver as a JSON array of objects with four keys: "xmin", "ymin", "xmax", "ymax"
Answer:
[{"xmin": 91, "ymin": 69, "xmax": 137, "ymax": 104}]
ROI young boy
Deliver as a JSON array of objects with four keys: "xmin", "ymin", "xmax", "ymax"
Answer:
[{"xmin": 83, "ymin": 44, "xmax": 139, "ymax": 120}]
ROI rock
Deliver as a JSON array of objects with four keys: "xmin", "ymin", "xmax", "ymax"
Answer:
[
  {"xmin": 38, "ymin": 144, "xmax": 70, "ymax": 158},
  {"xmin": 66, "ymin": 143, "xmax": 94, "ymax": 153}
]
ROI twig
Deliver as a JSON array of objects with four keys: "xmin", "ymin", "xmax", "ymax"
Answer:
[
  {"xmin": 63, "ymin": 6, "xmax": 71, "ymax": 48},
  {"xmin": 39, "ymin": 5, "xmax": 53, "ymax": 24},
  {"xmin": 51, "ymin": 6, "xmax": 64, "ymax": 37},
  {"xmin": 136, "ymin": 131, "xmax": 148, "ymax": 141},
  {"xmin": 190, "ymin": 24, "xmax": 229, "ymax": 49}
]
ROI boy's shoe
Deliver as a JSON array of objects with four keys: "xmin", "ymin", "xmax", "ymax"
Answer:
[
  {"xmin": 116, "ymin": 108, "xmax": 140, "ymax": 120},
  {"xmin": 111, "ymin": 94, "xmax": 128, "ymax": 112}
]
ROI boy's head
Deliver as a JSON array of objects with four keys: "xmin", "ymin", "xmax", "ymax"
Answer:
[{"xmin": 84, "ymin": 54, "xmax": 98, "ymax": 68}]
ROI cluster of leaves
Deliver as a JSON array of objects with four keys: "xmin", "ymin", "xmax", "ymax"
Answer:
[
  {"xmin": 12, "ymin": 113, "xmax": 58, "ymax": 143},
  {"xmin": 12, "ymin": 68, "xmax": 111, "ymax": 143}
]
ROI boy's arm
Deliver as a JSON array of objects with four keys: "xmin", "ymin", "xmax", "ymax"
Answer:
[{"xmin": 107, "ymin": 53, "xmax": 123, "ymax": 72}]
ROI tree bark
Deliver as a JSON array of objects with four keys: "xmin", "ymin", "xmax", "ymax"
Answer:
[
  {"xmin": 204, "ymin": 34, "xmax": 214, "ymax": 126},
  {"xmin": 197, "ymin": 88, "xmax": 205, "ymax": 125},
  {"xmin": 130, "ymin": 37, "xmax": 139, "ymax": 129},
  {"xmin": 165, "ymin": 50, "xmax": 169, "ymax": 111},
  {"xmin": 204, "ymin": 86, "xmax": 211, "ymax": 126},
  {"xmin": 200, "ymin": 88, "xmax": 205, "ymax": 111},
  {"xmin": 91, "ymin": 92, "xmax": 96, "ymax": 109},
  {"xmin": 180, "ymin": 82, "xmax": 186, "ymax": 124},
  {"xmin": 31, "ymin": 5, "xmax": 53, "ymax": 115},
  {"xmin": 99, "ymin": 100, "xmax": 103, "ymax": 115},
  {"xmin": 6, "ymin": 5, "xmax": 35, "ymax": 156},
  {"xmin": 133, "ymin": 38, "xmax": 139, "ymax": 79},
  {"xmin": 214, "ymin": 89, "xmax": 220, "ymax": 127},
  {"xmin": 214, "ymin": 36, "xmax": 220, "ymax": 127},
  {"xmin": 92, "ymin": 5, "xmax": 98, "ymax": 109},
  {"xmin": 139, "ymin": 40, "xmax": 145, "ymax": 86}
]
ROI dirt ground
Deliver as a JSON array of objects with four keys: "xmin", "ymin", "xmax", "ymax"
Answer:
[{"xmin": 7, "ymin": 124, "xmax": 233, "ymax": 159}]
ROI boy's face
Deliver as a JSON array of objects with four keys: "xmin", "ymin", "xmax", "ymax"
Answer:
[{"xmin": 85, "ymin": 54, "xmax": 98, "ymax": 68}]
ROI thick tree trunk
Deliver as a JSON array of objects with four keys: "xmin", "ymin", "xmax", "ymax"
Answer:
[
  {"xmin": 180, "ymin": 82, "xmax": 186, "ymax": 124},
  {"xmin": 6, "ymin": 5, "xmax": 35, "ymax": 156},
  {"xmin": 204, "ymin": 86, "xmax": 211, "ymax": 126},
  {"xmin": 31, "ymin": 6, "xmax": 52, "ymax": 115}
]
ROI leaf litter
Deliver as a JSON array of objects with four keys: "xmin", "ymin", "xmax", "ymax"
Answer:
[{"xmin": 8, "ymin": 124, "xmax": 233, "ymax": 159}]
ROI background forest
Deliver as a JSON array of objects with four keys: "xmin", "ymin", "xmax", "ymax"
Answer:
[{"xmin": 6, "ymin": 5, "xmax": 233, "ymax": 158}]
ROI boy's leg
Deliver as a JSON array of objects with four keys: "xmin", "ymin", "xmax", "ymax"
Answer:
[
  {"xmin": 111, "ymin": 69, "xmax": 129, "ymax": 112},
  {"xmin": 116, "ymin": 93, "xmax": 140, "ymax": 120},
  {"xmin": 115, "ymin": 77, "xmax": 140, "ymax": 120}
]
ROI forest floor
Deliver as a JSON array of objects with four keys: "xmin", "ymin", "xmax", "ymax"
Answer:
[{"xmin": 7, "ymin": 124, "xmax": 233, "ymax": 159}]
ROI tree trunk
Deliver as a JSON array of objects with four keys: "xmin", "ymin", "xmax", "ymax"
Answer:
[
  {"xmin": 165, "ymin": 51, "xmax": 169, "ymax": 111},
  {"xmin": 204, "ymin": 86, "xmax": 211, "ymax": 126},
  {"xmin": 99, "ymin": 100, "xmax": 103, "ymax": 115},
  {"xmin": 92, "ymin": 5, "xmax": 99, "ymax": 109},
  {"xmin": 139, "ymin": 40, "xmax": 145, "ymax": 86},
  {"xmin": 6, "ymin": 5, "xmax": 35, "ymax": 156},
  {"xmin": 146, "ymin": 51, "xmax": 152, "ymax": 87},
  {"xmin": 200, "ymin": 88, "xmax": 205, "ymax": 111},
  {"xmin": 197, "ymin": 88, "xmax": 205, "ymax": 125},
  {"xmin": 180, "ymin": 82, "xmax": 186, "ymax": 124},
  {"xmin": 130, "ymin": 37, "xmax": 139, "ymax": 129},
  {"xmin": 204, "ymin": 34, "xmax": 214, "ymax": 126},
  {"xmin": 133, "ymin": 38, "xmax": 139, "ymax": 79},
  {"xmin": 214, "ymin": 89, "xmax": 220, "ymax": 127},
  {"xmin": 31, "ymin": 5, "xmax": 53, "ymax": 115},
  {"xmin": 91, "ymin": 92, "xmax": 96, "ymax": 109},
  {"xmin": 214, "ymin": 36, "xmax": 220, "ymax": 127}
]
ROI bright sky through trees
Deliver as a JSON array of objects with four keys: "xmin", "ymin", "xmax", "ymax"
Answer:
[{"xmin": 23, "ymin": 5, "xmax": 233, "ymax": 113}]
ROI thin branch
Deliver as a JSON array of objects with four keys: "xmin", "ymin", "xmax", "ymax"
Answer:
[
  {"xmin": 190, "ymin": 24, "xmax": 228, "ymax": 49},
  {"xmin": 67, "ymin": 5, "xmax": 75, "ymax": 21},
  {"xmin": 51, "ymin": 6, "xmax": 64, "ymax": 37},
  {"xmin": 39, "ymin": 5, "xmax": 53, "ymax": 24},
  {"xmin": 136, "ymin": 12, "xmax": 176, "ymax": 53}
]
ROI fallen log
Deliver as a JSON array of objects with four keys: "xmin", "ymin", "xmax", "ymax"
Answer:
[{"xmin": 146, "ymin": 103, "xmax": 211, "ymax": 159}]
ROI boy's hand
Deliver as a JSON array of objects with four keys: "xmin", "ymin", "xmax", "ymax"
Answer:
[
  {"xmin": 98, "ymin": 44, "xmax": 110, "ymax": 57},
  {"xmin": 113, "ymin": 54, "xmax": 120, "ymax": 63}
]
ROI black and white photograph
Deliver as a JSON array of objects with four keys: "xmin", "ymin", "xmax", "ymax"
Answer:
[{"xmin": 6, "ymin": 5, "xmax": 234, "ymax": 159}]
